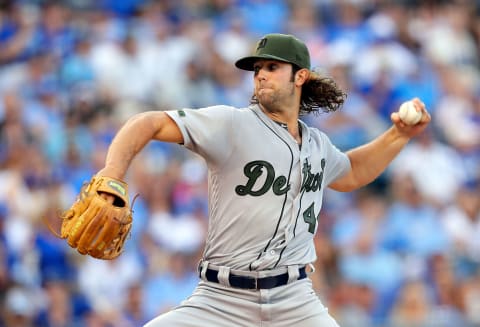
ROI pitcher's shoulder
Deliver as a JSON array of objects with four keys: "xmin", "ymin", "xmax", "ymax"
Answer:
[{"xmin": 302, "ymin": 123, "xmax": 331, "ymax": 142}]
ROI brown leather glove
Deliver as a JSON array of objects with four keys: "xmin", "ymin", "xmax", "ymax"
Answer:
[{"xmin": 59, "ymin": 175, "xmax": 133, "ymax": 259}]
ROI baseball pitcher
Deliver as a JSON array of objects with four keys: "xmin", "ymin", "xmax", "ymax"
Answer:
[{"xmin": 58, "ymin": 34, "xmax": 430, "ymax": 326}]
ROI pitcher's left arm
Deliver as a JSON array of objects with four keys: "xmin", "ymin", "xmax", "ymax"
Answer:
[{"xmin": 329, "ymin": 98, "xmax": 430, "ymax": 192}]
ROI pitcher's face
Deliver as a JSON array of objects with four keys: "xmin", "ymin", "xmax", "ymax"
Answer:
[{"xmin": 253, "ymin": 60, "xmax": 296, "ymax": 113}]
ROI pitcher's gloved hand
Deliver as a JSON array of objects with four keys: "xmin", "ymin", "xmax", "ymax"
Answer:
[{"xmin": 58, "ymin": 175, "xmax": 133, "ymax": 260}]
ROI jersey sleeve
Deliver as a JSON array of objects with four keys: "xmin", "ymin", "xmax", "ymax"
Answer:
[
  {"xmin": 165, "ymin": 105, "xmax": 235, "ymax": 165},
  {"xmin": 322, "ymin": 134, "xmax": 351, "ymax": 186}
]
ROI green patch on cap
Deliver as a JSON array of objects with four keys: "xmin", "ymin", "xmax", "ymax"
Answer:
[{"xmin": 235, "ymin": 34, "xmax": 311, "ymax": 71}]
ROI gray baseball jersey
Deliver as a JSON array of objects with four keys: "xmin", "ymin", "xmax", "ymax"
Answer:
[{"xmin": 166, "ymin": 104, "xmax": 350, "ymax": 271}]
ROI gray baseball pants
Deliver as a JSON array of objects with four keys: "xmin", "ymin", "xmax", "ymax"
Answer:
[{"xmin": 144, "ymin": 263, "xmax": 340, "ymax": 327}]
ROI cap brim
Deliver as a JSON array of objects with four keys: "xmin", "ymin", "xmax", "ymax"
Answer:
[{"xmin": 235, "ymin": 54, "xmax": 292, "ymax": 71}]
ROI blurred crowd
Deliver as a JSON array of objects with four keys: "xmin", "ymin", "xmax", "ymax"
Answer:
[{"xmin": 0, "ymin": 0, "xmax": 479, "ymax": 326}]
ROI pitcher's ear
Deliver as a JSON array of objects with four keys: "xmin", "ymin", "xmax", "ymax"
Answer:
[{"xmin": 295, "ymin": 69, "xmax": 310, "ymax": 86}]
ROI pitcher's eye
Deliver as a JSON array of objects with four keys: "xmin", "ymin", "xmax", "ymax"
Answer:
[
  {"xmin": 267, "ymin": 63, "xmax": 278, "ymax": 71},
  {"xmin": 253, "ymin": 66, "xmax": 260, "ymax": 75}
]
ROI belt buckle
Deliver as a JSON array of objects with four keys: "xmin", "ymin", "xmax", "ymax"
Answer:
[{"xmin": 254, "ymin": 277, "xmax": 258, "ymax": 290}]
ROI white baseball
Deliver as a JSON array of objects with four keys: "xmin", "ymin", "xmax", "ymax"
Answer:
[{"xmin": 398, "ymin": 101, "xmax": 422, "ymax": 125}]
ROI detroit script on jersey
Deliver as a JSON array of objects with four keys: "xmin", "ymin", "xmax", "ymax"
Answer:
[{"xmin": 167, "ymin": 105, "xmax": 350, "ymax": 271}]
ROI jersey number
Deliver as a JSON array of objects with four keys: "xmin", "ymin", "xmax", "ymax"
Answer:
[{"xmin": 303, "ymin": 203, "xmax": 317, "ymax": 234}]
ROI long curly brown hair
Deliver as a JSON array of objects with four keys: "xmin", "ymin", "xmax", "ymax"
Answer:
[{"xmin": 250, "ymin": 65, "xmax": 347, "ymax": 116}]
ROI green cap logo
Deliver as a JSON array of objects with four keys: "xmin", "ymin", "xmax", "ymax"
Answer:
[
  {"xmin": 257, "ymin": 38, "xmax": 267, "ymax": 50},
  {"xmin": 235, "ymin": 34, "xmax": 311, "ymax": 71}
]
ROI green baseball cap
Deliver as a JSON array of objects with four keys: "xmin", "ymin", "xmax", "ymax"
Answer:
[{"xmin": 235, "ymin": 33, "xmax": 311, "ymax": 71}]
